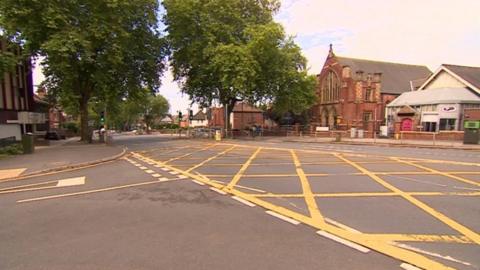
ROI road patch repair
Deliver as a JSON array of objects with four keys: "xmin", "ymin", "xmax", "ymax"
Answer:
[{"xmin": 133, "ymin": 142, "xmax": 480, "ymax": 270}]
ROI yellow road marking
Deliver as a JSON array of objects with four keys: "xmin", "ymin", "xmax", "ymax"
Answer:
[
  {"xmin": 133, "ymin": 151, "xmax": 456, "ymax": 270},
  {"xmin": 252, "ymin": 191, "xmax": 480, "ymax": 198},
  {"xmin": 186, "ymin": 145, "xmax": 237, "ymax": 173},
  {"xmin": 0, "ymin": 180, "xmax": 58, "ymax": 192},
  {"xmin": 291, "ymin": 150, "xmax": 325, "ymax": 225},
  {"xmin": 368, "ymin": 234, "xmax": 474, "ymax": 244},
  {"xmin": 337, "ymin": 154, "xmax": 480, "ymax": 245},
  {"xmin": 225, "ymin": 147, "xmax": 262, "ymax": 190},
  {"xmin": 163, "ymin": 144, "xmax": 217, "ymax": 164},
  {"xmin": 0, "ymin": 168, "xmax": 26, "ymax": 180},
  {"xmin": 393, "ymin": 158, "xmax": 480, "ymax": 187}
]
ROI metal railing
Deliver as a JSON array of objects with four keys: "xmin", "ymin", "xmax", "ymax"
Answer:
[{"xmin": 0, "ymin": 136, "xmax": 17, "ymax": 147}]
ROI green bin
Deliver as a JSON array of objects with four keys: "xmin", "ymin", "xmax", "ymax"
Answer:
[{"xmin": 22, "ymin": 133, "xmax": 35, "ymax": 154}]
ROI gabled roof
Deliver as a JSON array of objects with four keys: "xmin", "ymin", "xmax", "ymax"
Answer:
[
  {"xmin": 387, "ymin": 87, "xmax": 480, "ymax": 107},
  {"xmin": 192, "ymin": 110, "xmax": 207, "ymax": 121},
  {"xmin": 336, "ymin": 56, "xmax": 432, "ymax": 95},
  {"xmin": 419, "ymin": 64, "xmax": 480, "ymax": 94}
]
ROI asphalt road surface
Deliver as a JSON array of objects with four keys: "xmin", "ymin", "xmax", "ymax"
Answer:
[{"xmin": 1, "ymin": 134, "xmax": 478, "ymax": 270}]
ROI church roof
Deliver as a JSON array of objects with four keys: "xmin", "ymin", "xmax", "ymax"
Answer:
[
  {"xmin": 387, "ymin": 87, "xmax": 480, "ymax": 107},
  {"xmin": 336, "ymin": 56, "xmax": 432, "ymax": 95}
]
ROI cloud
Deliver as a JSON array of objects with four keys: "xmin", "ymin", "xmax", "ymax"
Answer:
[
  {"xmin": 277, "ymin": 0, "xmax": 480, "ymax": 73},
  {"xmin": 158, "ymin": 68, "xmax": 197, "ymax": 114}
]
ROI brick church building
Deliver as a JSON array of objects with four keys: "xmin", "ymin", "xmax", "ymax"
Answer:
[{"xmin": 310, "ymin": 45, "xmax": 431, "ymax": 137}]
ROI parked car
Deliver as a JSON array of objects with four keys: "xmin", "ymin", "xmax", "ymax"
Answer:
[{"xmin": 44, "ymin": 130, "xmax": 66, "ymax": 140}]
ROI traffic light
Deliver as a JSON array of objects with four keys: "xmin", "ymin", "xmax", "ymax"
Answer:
[
  {"xmin": 189, "ymin": 109, "xmax": 193, "ymax": 121},
  {"xmin": 100, "ymin": 111, "xmax": 105, "ymax": 123},
  {"xmin": 178, "ymin": 111, "xmax": 182, "ymax": 119}
]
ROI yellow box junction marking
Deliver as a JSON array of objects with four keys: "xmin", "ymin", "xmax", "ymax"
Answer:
[
  {"xmin": 290, "ymin": 150, "xmax": 325, "ymax": 225},
  {"xmin": 131, "ymin": 150, "xmax": 457, "ymax": 270},
  {"xmin": 337, "ymin": 153, "xmax": 480, "ymax": 245},
  {"xmin": 0, "ymin": 168, "xmax": 26, "ymax": 180},
  {"xmin": 225, "ymin": 147, "xmax": 262, "ymax": 190},
  {"xmin": 163, "ymin": 144, "xmax": 217, "ymax": 164},
  {"xmin": 186, "ymin": 145, "xmax": 237, "ymax": 173},
  {"xmin": 392, "ymin": 157, "xmax": 480, "ymax": 188}
]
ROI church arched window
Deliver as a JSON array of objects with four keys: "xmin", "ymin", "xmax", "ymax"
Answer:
[{"xmin": 321, "ymin": 70, "xmax": 340, "ymax": 103}]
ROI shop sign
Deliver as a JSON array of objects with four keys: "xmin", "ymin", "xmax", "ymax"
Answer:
[{"xmin": 440, "ymin": 105, "xmax": 457, "ymax": 113}]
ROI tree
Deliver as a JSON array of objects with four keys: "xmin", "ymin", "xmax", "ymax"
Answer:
[
  {"xmin": 109, "ymin": 89, "xmax": 170, "ymax": 132},
  {"xmin": 0, "ymin": 0, "xmax": 167, "ymax": 141},
  {"xmin": 163, "ymin": 0, "xmax": 316, "ymax": 130}
]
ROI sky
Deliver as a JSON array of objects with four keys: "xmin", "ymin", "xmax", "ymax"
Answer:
[{"xmin": 33, "ymin": 0, "xmax": 480, "ymax": 115}]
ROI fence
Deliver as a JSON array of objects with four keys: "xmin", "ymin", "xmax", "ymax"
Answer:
[{"xmin": 0, "ymin": 136, "xmax": 17, "ymax": 148}]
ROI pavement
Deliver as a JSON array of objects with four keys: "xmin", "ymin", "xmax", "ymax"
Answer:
[
  {"xmin": 0, "ymin": 137, "xmax": 126, "ymax": 181},
  {"xmin": 0, "ymin": 135, "xmax": 478, "ymax": 270}
]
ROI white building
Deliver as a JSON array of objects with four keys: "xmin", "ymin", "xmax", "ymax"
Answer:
[{"xmin": 386, "ymin": 64, "xmax": 480, "ymax": 133}]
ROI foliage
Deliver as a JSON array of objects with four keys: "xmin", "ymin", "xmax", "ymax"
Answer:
[
  {"xmin": 0, "ymin": 0, "xmax": 167, "ymax": 141},
  {"xmin": 62, "ymin": 122, "xmax": 79, "ymax": 134},
  {"xmin": 0, "ymin": 143, "xmax": 23, "ymax": 155},
  {"xmin": 163, "ymin": 0, "xmax": 316, "ymax": 127},
  {"xmin": 108, "ymin": 89, "xmax": 170, "ymax": 132}
]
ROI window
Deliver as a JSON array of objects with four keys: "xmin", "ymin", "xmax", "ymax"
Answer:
[
  {"xmin": 365, "ymin": 88, "xmax": 372, "ymax": 101},
  {"xmin": 321, "ymin": 70, "xmax": 340, "ymax": 103},
  {"xmin": 439, "ymin": 119, "xmax": 456, "ymax": 131},
  {"xmin": 363, "ymin": 112, "xmax": 372, "ymax": 122},
  {"xmin": 423, "ymin": 122, "xmax": 437, "ymax": 132}
]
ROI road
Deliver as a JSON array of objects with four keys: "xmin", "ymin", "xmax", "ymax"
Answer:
[{"xmin": 0, "ymin": 134, "xmax": 478, "ymax": 270}]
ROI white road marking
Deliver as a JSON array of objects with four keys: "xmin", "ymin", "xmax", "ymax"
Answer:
[
  {"xmin": 139, "ymin": 166, "xmax": 148, "ymax": 170},
  {"xmin": 161, "ymin": 168, "xmax": 170, "ymax": 171},
  {"xmin": 400, "ymin": 263, "xmax": 422, "ymax": 270},
  {"xmin": 210, "ymin": 187, "xmax": 227, "ymax": 195},
  {"xmin": 152, "ymin": 174, "xmax": 161, "ymax": 177},
  {"xmin": 266, "ymin": 210, "xmax": 300, "ymax": 225},
  {"xmin": 192, "ymin": 180, "xmax": 205, "ymax": 186},
  {"xmin": 134, "ymin": 164, "xmax": 141, "ymax": 167},
  {"xmin": 394, "ymin": 243, "xmax": 472, "ymax": 266},
  {"xmin": 56, "ymin": 177, "xmax": 86, "ymax": 187},
  {"xmin": 170, "ymin": 171, "xmax": 179, "ymax": 175},
  {"xmin": 316, "ymin": 231, "xmax": 370, "ymax": 253},
  {"xmin": 159, "ymin": 177, "xmax": 169, "ymax": 181},
  {"xmin": 145, "ymin": 170, "xmax": 154, "ymax": 174},
  {"xmin": 154, "ymin": 165, "xmax": 162, "ymax": 168},
  {"xmin": 232, "ymin": 196, "xmax": 255, "ymax": 207},
  {"xmin": 178, "ymin": 175, "xmax": 187, "ymax": 179},
  {"xmin": 325, "ymin": 218, "xmax": 361, "ymax": 234}
]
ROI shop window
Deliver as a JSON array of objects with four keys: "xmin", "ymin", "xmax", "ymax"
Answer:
[
  {"xmin": 439, "ymin": 119, "xmax": 456, "ymax": 131},
  {"xmin": 423, "ymin": 122, "xmax": 437, "ymax": 132}
]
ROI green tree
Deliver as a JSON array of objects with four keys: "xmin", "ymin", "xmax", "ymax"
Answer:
[
  {"xmin": 163, "ymin": 0, "xmax": 316, "ymax": 129},
  {"xmin": 0, "ymin": 0, "xmax": 167, "ymax": 141},
  {"xmin": 110, "ymin": 89, "xmax": 170, "ymax": 132}
]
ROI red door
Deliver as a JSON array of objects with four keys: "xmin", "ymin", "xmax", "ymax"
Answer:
[{"xmin": 401, "ymin": 118, "xmax": 413, "ymax": 131}]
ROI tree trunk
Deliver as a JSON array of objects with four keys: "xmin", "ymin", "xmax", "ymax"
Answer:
[
  {"xmin": 79, "ymin": 93, "xmax": 91, "ymax": 142},
  {"xmin": 224, "ymin": 99, "xmax": 236, "ymax": 134}
]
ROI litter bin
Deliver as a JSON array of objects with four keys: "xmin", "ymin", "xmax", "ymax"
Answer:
[
  {"xmin": 335, "ymin": 132, "xmax": 342, "ymax": 142},
  {"xmin": 22, "ymin": 133, "xmax": 34, "ymax": 154},
  {"xmin": 215, "ymin": 130, "xmax": 222, "ymax": 141},
  {"xmin": 357, "ymin": 129, "xmax": 364, "ymax": 139},
  {"xmin": 350, "ymin": 128, "xmax": 357, "ymax": 138},
  {"xmin": 463, "ymin": 121, "xmax": 480, "ymax": 144}
]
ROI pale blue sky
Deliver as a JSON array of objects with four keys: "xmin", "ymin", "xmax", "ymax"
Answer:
[{"xmin": 34, "ymin": 0, "xmax": 480, "ymax": 115}]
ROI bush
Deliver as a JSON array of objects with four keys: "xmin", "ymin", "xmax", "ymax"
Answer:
[
  {"xmin": 62, "ymin": 122, "xmax": 79, "ymax": 134},
  {"xmin": 0, "ymin": 143, "xmax": 23, "ymax": 155},
  {"xmin": 155, "ymin": 123, "xmax": 180, "ymax": 129}
]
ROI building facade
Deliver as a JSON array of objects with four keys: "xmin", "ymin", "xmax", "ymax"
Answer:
[
  {"xmin": 0, "ymin": 39, "xmax": 45, "ymax": 140},
  {"xmin": 310, "ymin": 45, "xmax": 431, "ymax": 137},
  {"xmin": 208, "ymin": 102, "xmax": 264, "ymax": 130},
  {"xmin": 386, "ymin": 64, "xmax": 480, "ymax": 134}
]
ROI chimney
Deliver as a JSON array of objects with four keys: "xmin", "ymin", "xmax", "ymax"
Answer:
[
  {"xmin": 373, "ymin": 72, "xmax": 382, "ymax": 83},
  {"xmin": 355, "ymin": 70, "xmax": 364, "ymax": 81}
]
